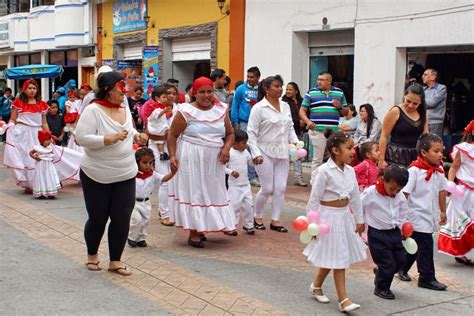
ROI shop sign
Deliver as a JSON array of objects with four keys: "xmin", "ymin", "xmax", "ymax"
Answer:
[
  {"xmin": 143, "ymin": 46, "xmax": 158, "ymax": 98},
  {"xmin": 0, "ymin": 21, "xmax": 12, "ymax": 49},
  {"xmin": 113, "ymin": 0, "xmax": 147, "ymax": 34},
  {"xmin": 101, "ymin": 59, "xmax": 115, "ymax": 68}
]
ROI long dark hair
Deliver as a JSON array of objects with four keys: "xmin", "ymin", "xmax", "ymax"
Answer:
[
  {"xmin": 285, "ymin": 81, "xmax": 303, "ymax": 104},
  {"xmin": 360, "ymin": 103, "xmax": 376, "ymax": 138},
  {"xmin": 95, "ymin": 72, "xmax": 124, "ymax": 100},
  {"xmin": 20, "ymin": 79, "xmax": 41, "ymax": 103},
  {"xmin": 404, "ymin": 83, "xmax": 427, "ymax": 126}
]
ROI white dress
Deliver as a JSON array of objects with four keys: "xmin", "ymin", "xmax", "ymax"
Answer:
[
  {"xmin": 3, "ymin": 100, "xmax": 83, "ymax": 189},
  {"xmin": 168, "ymin": 102, "xmax": 236, "ymax": 232},
  {"xmin": 31, "ymin": 144, "xmax": 61, "ymax": 197},
  {"xmin": 66, "ymin": 100, "xmax": 84, "ymax": 152},
  {"xmin": 303, "ymin": 159, "xmax": 368, "ymax": 269},
  {"xmin": 438, "ymin": 142, "xmax": 474, "ymax": 256}
]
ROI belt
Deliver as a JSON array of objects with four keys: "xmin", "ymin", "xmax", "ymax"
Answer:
[{"xmin": 135, "ymin": 197, "xmax": 150, "ymax": 202}]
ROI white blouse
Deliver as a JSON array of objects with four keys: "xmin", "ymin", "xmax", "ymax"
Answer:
[
  {"xmin": 353, "ymin": 118, "xmax": 381, "ymax": 145},
  {"xmin": 75, "ymin": 103, "xmax": 138, "ymax": 184},
  {"xmin": 307, "ymin": 158, "xmax": 364, "ymax": 224},
  {"xmin": 247, "ymin": 98, "xmax": 299, "ymax": 159},
  {"xmin": 361, "ymin": 185, "xmax": 409, "ymax": 230},
  {"xmin": 136, "ymin": 172, "xmax": 163, "ymax": 199},
  {"xmin": 402, "ymin": 167, "xmax": 447, "ymax": 233}
]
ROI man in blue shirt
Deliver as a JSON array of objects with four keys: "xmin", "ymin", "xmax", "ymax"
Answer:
[
  {"xmin": 231, "ymin": 66, "xmax": 261, "ymax": 186},
  {"xmin": 422, "ymin": 69, "xmax": 447, "ymax": 138}
]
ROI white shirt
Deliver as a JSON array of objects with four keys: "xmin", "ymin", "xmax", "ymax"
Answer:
[
  {"xmin": 75, "ymin": 103, "xmax": 138, "ymax": 184},
  {"xmin": 361, "ymin": 185, "xmax": 409, "ymax": 230},
  {"xmin": 402, "ymin": 167, "xmax": 447, "ymax": 233},
  {"xmin": 225, "ymin": 148, "xmax": 252, "ymax": 186},
  {"xmin": 452, "ymin": 142, "xmax": 474, "ymax": 187},
  {"xmin": 148, "ymin": 108, "xmax": 170, "ymax": 144},
  {"xmin": 247, "ymin": 98, "xmax": 299, "ymax": 159},
  {"xmin": 136, "ymin": 172, "xmax": 163, "ymax": 199},
  {"xmin": 307, "ymin": 158, "xmax": 364, "ymax": 224}
]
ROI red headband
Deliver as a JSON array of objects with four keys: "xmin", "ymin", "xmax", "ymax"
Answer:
[
  {"xmin": 80, "ymin": 84, "xmax": 92, "ymax": 91},
  {"xmin": 465, "ymin": 120, "xmax": 474, "ymax": 135},
  {"xmin": 191, "ymin": 77, "xmax": 213, "ymax": 96},
  {"xmin": 38, "ymin": 130, "xmax": 52, "ymax": 144},
  {"xmin": 22, "ymin": 79, "xmax": 37, "ymax": 92},
  {"xmin": 68, "ymin": 90, "xmax": 78, "ymax": 98}
]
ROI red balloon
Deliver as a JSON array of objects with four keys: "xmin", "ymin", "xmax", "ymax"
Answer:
[
  {"xmin": 293, "ymin": 218, "xmax": 309, "ymax": 232},
  {"xmin": 132, "ymin": 144, "xmax": 139, "ymax": 151},
  {"xmin": 401, "ymin": 222, "xmax": 414, "ymax": 238}
]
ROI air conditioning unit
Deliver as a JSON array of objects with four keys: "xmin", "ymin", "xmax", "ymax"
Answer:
[{"xmin": 81, "ymin": 46, "xmax": 96, "ymax": 58}]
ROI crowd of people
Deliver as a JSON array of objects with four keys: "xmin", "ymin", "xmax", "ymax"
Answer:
[{"xmin": 0, "ymin": 64, "xmax": 472, "ymax": 313}]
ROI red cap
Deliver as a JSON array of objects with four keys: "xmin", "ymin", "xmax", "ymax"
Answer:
[
  {"xmin": 38, "ymin": 130, "xmax": 52, "ymax": 144},
  {"xmin": 465, "ymin": 120, "xmax": 474, "ymax": 135}
]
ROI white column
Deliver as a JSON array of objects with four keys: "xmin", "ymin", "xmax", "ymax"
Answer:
[
  {"xmin": 7, "ymin": 56, "xmax": 14, "ymax": 95},
  {"xmin": 41, "ymin": 51, "xmax": 49, "ymax": 100}
]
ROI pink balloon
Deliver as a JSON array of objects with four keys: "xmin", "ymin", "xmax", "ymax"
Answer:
[
  {"xmin": 452, "ymin": 186, "xmax": 465, "ymax": 198},
  {"xmin": 319, "ymin": 224, "xmax": 331, "ymax": 235},
  {"xmin": 446, "ymin": 181, "xmax": 456, "ymax": 193},
  {"xmin": 296, "ymin": 148, "xmax": 307, "ymax": 158},
  {"xmin": 307, "ymin": 211, "xmax": 320, "ymax": 224}
]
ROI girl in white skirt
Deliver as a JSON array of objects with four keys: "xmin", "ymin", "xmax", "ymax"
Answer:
[
  {"xmin": 304, "ymin": 130, "xmax": 367, "ymax": 313},
  {"xmin": 167, "ymin": 77, "xmax": 236, "ymax": 248},
  {"xmin": 29, "ymin": 130, "xmax": 61, "ymax": 199}
]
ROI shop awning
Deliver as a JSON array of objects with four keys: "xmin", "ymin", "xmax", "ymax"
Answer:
[{"xmin": 5, "ymin": 64, "xmax": 64, "ymax": 79}]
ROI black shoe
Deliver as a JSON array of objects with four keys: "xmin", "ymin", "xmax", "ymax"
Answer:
[
  {"xmin": 127, "ymin": 239, "xmax": 138, "ymax": 248},
  {"xmin": 418, "ymin": 280, "xmax": 447, "ymax": 291},
  {"xmin": 188, "ymin": 237, "xmax": 205, "ymax": 248},
  {"xmin": 398, "ymin": 271, "xmax": 411, "ymax": 282},
  {"xmin": 199, "ymin": 233, "xmax": 207, "ymax": 242},
  {"xmin": 455, "ymin": 257, "xmax": 474, "ymax": 266},
  {"xmin": 269, "ymin": 223, "xmax": 288, "ymax": 233},
  {"xmin": 374, "ymin": 288, "xmax": 395, "ymax": 300},
  {"xmin": 137, "ymin": 240, "xmax": 147, "ymax": 247},
  {"xmin": 254, "ymin": 220, "xmax": 266, "ymax": 230},
  {"xmin": 160, "ymin": 153, "xmax": 170, "ymax": 161},
  {"xmin": 223, "ymin": 230, "xmax": 238, "ymax": 236},
  {"xmin": 243, "ymin": 226, "xmax": 256, "ymax": 235}
]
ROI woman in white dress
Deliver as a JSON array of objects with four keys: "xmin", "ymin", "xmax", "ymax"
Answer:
[
  {"xmin": 3, "ymin": 79, "xmax": 82, "ymax": 193},
  {"xmin": 167, "ymin": 76, "xmax": 236, "ymax": 248}
]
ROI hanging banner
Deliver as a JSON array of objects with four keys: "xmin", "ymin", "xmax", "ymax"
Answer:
[
  {"xmin": 143, "ymin": 46, "xmax": 159, "ymax": 99},
  {"xmin": 113, "ymin": 0, "xmax": 147, "ymax": 34}
]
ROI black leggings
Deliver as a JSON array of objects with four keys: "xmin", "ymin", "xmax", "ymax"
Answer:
[{"xmin": 80, "ymin": 170, "xmax": 136, "ymax": 261}]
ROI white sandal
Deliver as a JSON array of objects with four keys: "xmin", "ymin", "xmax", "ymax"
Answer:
[
  {"xmin": 338, "ymin": 298, "xmax": 360, "ymax": 313},
  {"xmin": 309, "ymin": 283, "xmax": 330, "ymax": 303}
]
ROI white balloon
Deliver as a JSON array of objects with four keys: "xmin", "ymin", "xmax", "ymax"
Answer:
[
  {"xmin": 296, "ymin": 141, "xmax": 305, "ymax": 149},
  {"xmin": 307, "ymin": 223, "xmax": 320, "ymax": 236}
]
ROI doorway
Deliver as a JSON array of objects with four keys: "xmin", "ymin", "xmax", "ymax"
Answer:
[{"xmin": 81, "ymin": 66, "xmax": 95, "ymax": 88}]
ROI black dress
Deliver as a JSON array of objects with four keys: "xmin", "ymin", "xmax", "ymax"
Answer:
[{"xmin": 386, "ymin": 106, "xmax": 424, "ymax": 166}]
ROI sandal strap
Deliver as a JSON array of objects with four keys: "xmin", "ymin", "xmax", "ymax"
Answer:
[{"xmin": 339, "ymin": 298, "xmax": 349, "ymax": 305}]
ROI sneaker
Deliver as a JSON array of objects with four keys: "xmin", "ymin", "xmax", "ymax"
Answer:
[
  {"xmin": 250, "ymin": 179, "xmax": 261, "ymax": 187},
  {"xmin": 137, "ymin": 240, "xmax": 147, "ymax": 247},
  {"xmin": 294, "ymin": 180, "xmax": 308, "ymax": 187},
  {"xmin": 243, "ymin": 226, "xmax": 255, "ymax": 235},
  {"xmin": 127, "ymin": 239, "xmax": 138, "ymax": 248}
]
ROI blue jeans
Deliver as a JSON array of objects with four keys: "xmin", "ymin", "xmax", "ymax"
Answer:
[{"xmin": 239, "ymin": 121, "xmax": 257, "ymax": 181}]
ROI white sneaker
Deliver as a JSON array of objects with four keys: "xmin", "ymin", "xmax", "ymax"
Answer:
[
  {"xmin": 309, "ymin": 283, "xmax": 330, "ymax": 303},
  {"xmin": 338, "ymin": 298, "xmax": 360, "ymax": 313}
]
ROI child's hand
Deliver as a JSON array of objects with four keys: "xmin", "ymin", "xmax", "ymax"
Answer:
[
  {"xmin": 170, "ymin": 156, "xmax": 179, "ymax": 173},
  {"xmin": 231, "ymin": 171, "xmax": 239, "ymax": 178},
  {"xmin": 253, "ymin": 156, "xmax": 263, "ymax": 165},
  {"xmin": 134, "ymin": 132, "xmax": 148, "ymax": 145},
  {"xmin": 439, "ymin": 212, "xmax": 447, "ymax": 225},
  {"xmin": 116, "ymin": 130, "xmax": 128, "ymax": 141},
  {"xmin": 355, "ymin": 224, "xmax": 365, "ymax": 235}
]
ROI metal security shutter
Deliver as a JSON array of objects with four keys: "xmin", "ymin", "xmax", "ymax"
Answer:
[
  {"xmin": 309, "ymin": 29, "xmax": 354, "ymax": 56},
  {"xmin": 123, "ymin": 43, "xmax": 143, "ymax": 60},
  {"xmin": 172, "ymin": 37, "xmax": 211, "ymax": 62}
]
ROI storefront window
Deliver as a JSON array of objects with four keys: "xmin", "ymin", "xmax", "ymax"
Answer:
[
  {"xmin": 66, "ymin": 50, "xmax": 78, "ymax": 67},
  {"xmin": 15, "ymin": 55, "xmax": 30, "ymax": 66},
  {"xmin": 32, "ymin": 0, "xmax": 55, "ymax": 7},
  {"xmin": 49, "ymin": 51, "xmax": 65, "ymax": 66},
  {"xmin": 30, "ymin": 53, "xmax": 41, "ymax": 64}
]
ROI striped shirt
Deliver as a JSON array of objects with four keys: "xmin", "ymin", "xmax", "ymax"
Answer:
[{"xmin": 302, "ymin": 86, "xmax": 347, "ymax": 131}]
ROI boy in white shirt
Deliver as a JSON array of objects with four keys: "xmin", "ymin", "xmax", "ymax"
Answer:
[
  {"xmin": 362, "ymin": 165, "xmax": 410, "ymax": 300},
  {"xmin": 399, "ymin": 133, "xmax": 448, "ymax": 291},
  {"xmin": 225, "ymin": 130, "xmax": 255, "ymax": 235}
]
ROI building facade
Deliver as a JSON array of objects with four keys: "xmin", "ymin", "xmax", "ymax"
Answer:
[
  {"xmin": 0, "ymin": 0, "xmax": 98, "ymax": 99},
  {"xmin": 99, "ymin": 0, "xmax": 245, "ymax": 93},
  {"xmin": 244, "ymin": 0, "xmax": 474, "ymax": 131}
]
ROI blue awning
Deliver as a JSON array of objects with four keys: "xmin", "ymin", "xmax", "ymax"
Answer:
[{"xmin": 5, "ymin": 64, "xmax": 64, "ymax": 79}]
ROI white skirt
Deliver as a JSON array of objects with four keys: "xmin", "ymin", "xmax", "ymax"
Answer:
[
  {"xmin": 303, "ymin": 205, "xmax": 368, "ymax": 269},
  {"xmin": 168, "ymin": 138, "xmax": 236, "ymax": 232},
  {"xmin": 32, "ymin": 160, "xmax": 61, "ymax": 197},
  {"xmin": 3, "ymin": 123, "xmax": 83, "ymax": 188}
]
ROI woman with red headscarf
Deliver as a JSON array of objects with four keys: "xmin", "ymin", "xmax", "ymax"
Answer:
[
  {"xmin": 3, "ymin": 79, "xmax": 83, "ymax": 193},
  {"xmin": 167, "ymin": 76, "xmax": 236, "ymax": 248}
]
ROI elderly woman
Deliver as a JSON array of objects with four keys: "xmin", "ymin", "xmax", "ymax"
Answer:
[
  {"xmin": 167, "ymin": 77, "xmax": 236, "ymax": 248},
  {"xmin": 379, "ymin": 84, "xmax": 428, "ymax": 169},
  {"xmin": 248, "ymin": 75, "xmax": 299, "ymax": 233},
  {"xmin": 75, "ymin": 72, "xmax": 148, "ymax": 276}
]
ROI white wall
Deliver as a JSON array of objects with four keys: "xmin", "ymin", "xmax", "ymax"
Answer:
[{"xmin": 245, "ymin": 0, "xmax": 474, "ymax": 116}]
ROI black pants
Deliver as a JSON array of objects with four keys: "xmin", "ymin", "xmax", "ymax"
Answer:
[
  {"xmin": 401, "ymin": 231, "xmax": 436, "ymax": 283},
  {"xmin": 368, "ymin": 226, "xmax": 406, "ymax": 290},
  {"xmin": 80, "ymin": 170, "xmax": 136, "ymax": 261}
]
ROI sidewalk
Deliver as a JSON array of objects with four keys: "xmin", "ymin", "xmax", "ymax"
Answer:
[{"xmin": 0, "ymin": 146, "xmax": 473, "ymax": 315}]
